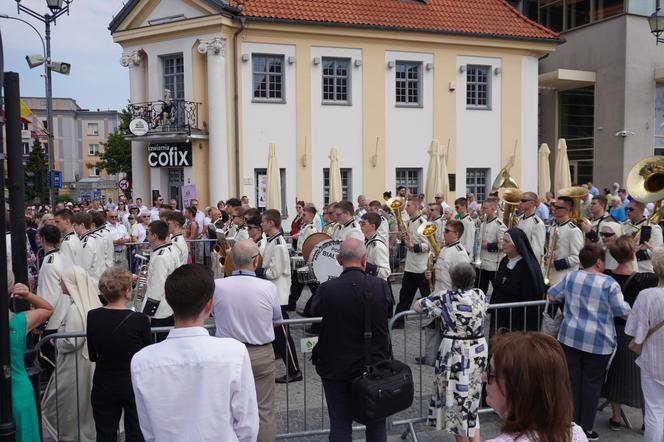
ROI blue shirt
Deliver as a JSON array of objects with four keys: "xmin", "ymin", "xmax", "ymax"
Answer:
[
  {"xmin": 535, "ymin": 203, "xmax": 550, "ymax": 224},
  {"xmin": 609, "ymin": 206, "xmax": 626, "ymax": 222},
  {"xmin": 548, "ymin": 270, "xmax": 631, "ymax": 355}
]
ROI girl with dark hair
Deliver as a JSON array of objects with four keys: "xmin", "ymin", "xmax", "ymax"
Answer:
[
  {"xmin": 491, "ymin": 228, "xmax": 546, "ymax": 332},
  {"xmin": 485, "ymin": 332, "xmax": 585, "ymax": 442}
]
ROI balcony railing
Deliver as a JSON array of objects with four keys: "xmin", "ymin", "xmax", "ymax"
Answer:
[{"xmin": 126, "ymin": 99, "xmax": 201, "ymax": 136}]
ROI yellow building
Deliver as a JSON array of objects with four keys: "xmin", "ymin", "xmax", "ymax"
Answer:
[{"xmin": 110, "ymin": 0, "xmax": 558, "ymax": 215}]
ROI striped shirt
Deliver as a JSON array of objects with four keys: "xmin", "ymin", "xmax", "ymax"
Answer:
[{"xmin": 548, "ymin": 270, "xmax": 631, "ymax": 355}]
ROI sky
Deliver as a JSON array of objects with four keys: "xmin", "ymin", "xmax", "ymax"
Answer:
[{"xmin": 1, "ymin": 0, "xmax": 129, "ymax": 111}]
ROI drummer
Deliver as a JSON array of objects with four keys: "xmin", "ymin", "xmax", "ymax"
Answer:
[
  {"xmin": 331, "ymin": 201, "xmax": 364, "ymax": 242},
  {"xmin": 287, "ymin": 204, "xmax": 319, "ymax": 311}
]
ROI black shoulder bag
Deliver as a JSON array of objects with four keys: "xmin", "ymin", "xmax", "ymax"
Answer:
[{"xmin": 351, "ymin": 276, "xmax": 414, "ymax": 424}]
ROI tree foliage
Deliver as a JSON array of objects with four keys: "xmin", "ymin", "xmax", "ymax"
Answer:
[
  {"xmin": 25, "ymin": 138, "xmax": 48, "ymax": 203},
  {"xmin": 89, "ymin": 108, "xmax": 132, "ymax": 177}
]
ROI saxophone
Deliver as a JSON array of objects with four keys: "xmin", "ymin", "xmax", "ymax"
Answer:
[
  {"xmin": 388, "ymin": 197, "xmax": 410, "ymax": 243},
  {"xmin": 543, "ymin": 225, "xmax": 559, "ymax": 286},
  {"xmin": 132, "ymin": 252, "xmax": 150, "ymax": 311}
]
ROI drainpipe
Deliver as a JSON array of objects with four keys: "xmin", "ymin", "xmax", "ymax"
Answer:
[{"xmin": 232, "ymin": 17, "xmax": 246, "ymax": 197}]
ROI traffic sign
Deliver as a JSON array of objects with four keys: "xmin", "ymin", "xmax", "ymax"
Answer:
[
  {"xmin": 47, "ymin": 170, "xmax": 62, "ymax": 189},
  {"xmin": 118, "ymin": 179, "xmax": 130, "ymax": 190}
]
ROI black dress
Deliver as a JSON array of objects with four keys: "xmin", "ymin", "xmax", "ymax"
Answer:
[
  {"xmin": 602, "ymin": 270, "xmax": 657, "ymax": 408},
  {"xmin": 87, "ymin": 308, "xmax": 151, "ymax": 442},
  {"xmin": 490, "ymin": 257, "xmax": 543, "ymax": 333}
]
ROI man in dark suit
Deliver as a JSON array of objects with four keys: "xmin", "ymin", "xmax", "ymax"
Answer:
[{"xmin": 311, "ymin": 238, "xmax": 392, "ymax": 442}]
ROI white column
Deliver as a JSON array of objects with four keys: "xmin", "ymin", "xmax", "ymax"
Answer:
[
  {"xmin": 198, "ymin": 38, "xmax": 230, "ymax": 204},
  {"xmin": 121, "ymin": 50, "xmax": 150, "ymax": 201}
]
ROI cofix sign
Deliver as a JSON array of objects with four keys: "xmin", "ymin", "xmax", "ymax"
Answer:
[{"xmin": 148, "ymin": 143, "xmax": 192, "ymax": 168}]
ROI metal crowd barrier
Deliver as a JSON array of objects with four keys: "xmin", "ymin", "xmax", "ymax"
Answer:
[{"xmin": 34, "ymin": 299, "xmax": 546, "ymax": 441}]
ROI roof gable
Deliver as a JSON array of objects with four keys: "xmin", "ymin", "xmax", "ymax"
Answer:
[{"xmin": 109, "ymin": 0, "xmax": 233, "ymax": 32}]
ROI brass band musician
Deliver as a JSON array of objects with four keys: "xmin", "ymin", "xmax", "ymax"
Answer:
[
  {"xmin": 544, "ymin": 196, "xmax": 584, "ymax": 286},
  {"xmin": 621, "ymin": 200, "xmax": 663, "ymax": 273},
  {"xmin": 476, "ymin": 198, "xmax": 507, "ymax": 293},
  {"xmin": 455, "ymin": 197, "xmax": 475, "ymax": 261},
  {"xmin": 580, "ymin": 195, "xmax": 615, "ymax": 244},
  {"xmin": 516, "ymin": 192, "xmax": 546, "ymax": 264}
]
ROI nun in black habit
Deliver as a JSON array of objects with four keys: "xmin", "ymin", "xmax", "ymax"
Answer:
[{"xmin": 490, "ymin": 227, "xmax": 546, "ymax": 332}]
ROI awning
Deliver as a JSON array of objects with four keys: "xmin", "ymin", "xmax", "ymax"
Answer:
[{"xmin": 539, "ymin": 69, "xmax": 596, "ymax": 91}]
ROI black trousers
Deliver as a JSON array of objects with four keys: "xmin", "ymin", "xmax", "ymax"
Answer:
[
  {"xmin": 288, "ymin": 270, "xmax": 319, "ymax": 310},
  {"xmin": 273, "ymin": 307, "xmax": 300, "ymax": 374},
  {"xmin": 563, "ymin": 344, "xmax": 611, "ymax": 433},
  {"xmin": 475, "ymin": 268, "xmax": 496, "ymax": 294},
  {"xmin": 91, "ymin": 372, "xmax": 144, "ymax": 442},
  {"xmin": 394, "ymin": 271, "xmax": 430, "ymax": 325},
  {"xmin": 322, "ymin": 378, "xmax": 386, "ymax": 441},
  {"xmin": 151, "ymin": 315, "xmax": 174, "ymax": 343}
]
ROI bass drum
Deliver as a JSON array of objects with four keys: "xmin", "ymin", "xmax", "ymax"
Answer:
[
  {"xmin": 309, "ymin": 239, "xmax": 343, "ymax": 283},
  {"xmin": 301, "ymin": 232, "xmax": 331, "ymax": 262}
]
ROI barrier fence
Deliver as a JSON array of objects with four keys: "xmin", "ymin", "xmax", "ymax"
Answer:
[{"xmin": 34, "ymin": 299, "xmax": 547, "ymax": 441}]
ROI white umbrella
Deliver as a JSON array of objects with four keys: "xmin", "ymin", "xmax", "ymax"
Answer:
[
  {"xmin": 554, "ymin": 138, "xmax": 572, "ymax": 193},
  {"xmin": 425, "ymin": 140, "xmax": 441, "ymax": 203},
  {"xmin": 266, "ymin": 143, "xmax": 282, "ymax": 211},
  {"xmin": 538, "ymin": 143, "xmax": 551, "ymax": 199},
  {"xmin": 328, "ymin": 147, "xmax": 342, "ymax": 202},
  {"xmin": 440, "ymin": 140, "xmax": 450, "ymax": 202}
]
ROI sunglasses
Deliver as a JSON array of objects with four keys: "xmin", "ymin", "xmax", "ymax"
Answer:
[
  {"xmin": 109, "ymin": 216, "xmax": 117, "ymax": 219},
  {"xmin": 599, "ymin": 232, "xmax": 615, "ymax": 237},
  {"xmin": 554, "ymin": 205, "xmax": 568, "ymax": 210},
  {"xmin": 520, "ymin": 199, "xmax": 533, "ymax": 203},
  {"xmin": 626, "ymin": 207, "xmax": 635, "ymax": 212},
  {"xmin": 444, "ymin": 228, "xmax": 456, "ymax": 234}
]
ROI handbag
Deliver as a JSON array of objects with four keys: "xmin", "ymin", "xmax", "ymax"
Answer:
[
  {"xmin": 628, "ymin": 319, "xmax": 664, "ymax": 355},
  {"xmin": 351, "ymin": 276, "xmax": 414, "ymax": 424},
  {"xmin": 540, "ymin": 298, "xmax": 562, "ymax": 337}
]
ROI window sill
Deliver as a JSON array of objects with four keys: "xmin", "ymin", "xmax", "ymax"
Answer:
[
  {"xmin": 465, "ymin": 106, "xmax": 492, "ymax": 111},
  {"xmin": 321, "ymin": 101, "xmax": 352, "ymax": 106},
  {"xmin": 252, "ymin": 98, "xmax": 286, "ymax": 104},
  {"xmin": 395, "ymin": 103, "xmax": 423, "ymax": 109}
]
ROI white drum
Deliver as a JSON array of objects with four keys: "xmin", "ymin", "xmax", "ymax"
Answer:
[{"xmin": 309, "ymin": 239, "xmax": 343, "ymax": 282}]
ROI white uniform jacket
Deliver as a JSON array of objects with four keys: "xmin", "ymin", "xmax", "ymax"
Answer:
[
  {"xmin": 333, "ymin": 219, "xmax": 364, "ymax": 242},
  {"xmin": 377, "ymin": 216, "xmax": 390, "ymax": 245},
  {"xmin": 38, "ymin": 249, "xmax": 68, "ymax": 331},
  {"xmin": 479, "ymin": 217, "xmax": 507, "ymax": 272},
  {"xmin": 143, "ymin": 243, "xmax": 180, "ymax": 319},
  {"xmin": 430, "ymin": 216, "xmax": 445, "ymax": 247},
  {"xmin": 545, "ymin": 219, "xmax": 584, "ymax": 286},
  {"xmin": 231, "ymin": 225, "xmax": 249, "ymax": 243},
  {"xmin": 77, "ymin": 230, "xmax": 104, "ymax": 286},
  {"xmin": 517, "ymin": 213, "xmax": 546, "ymax": 264},
  {"xmin": 459, "ymin": 215, "xmax": 476, "ymax": 261},
  {"xmin": 170, "ymin": 233, "xmax": 189, "ymax": 267},
  {"xmin": 297, "ymin": 223, "xmax": 318, "ymax": 255},
  {"xmin": 405, "ymin": 215, "xmax": 429, "ymax": 274},
  {"xmin": 60, "ymin": 231, "xmax": 81, "ymax": 267},
  {"xmin": 365, "ymin": 235, "xmax": 391, "ymax": 280},
  {"xmin": 434, "ymin": 240, "xmax": 471, "ymax": 291},
  {"xmin": 259, "ymin": 232, "xmax": 291, "ymax": 306},
  {"xmin": 95, "ymin": 227, "xmax": 114, "ymax": 270},
  {"xmin": 586, "ymin": 213, "xmax": 615, "ymax": 244},
  {"xmin": 622, "ymin": 218, "xmax": 664, "ymax": 272}
]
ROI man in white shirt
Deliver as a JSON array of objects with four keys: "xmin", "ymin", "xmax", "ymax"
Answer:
[
  {"xmin": 135, "ymin": 197, "xmax": 149, "ymax": 214},
  {"xmin": 106, "ymin": 210, "xmax": 130, "ymax": 265},
  {"xmin": 331, "ymin": 201, "xmax": 364, "ymax": 242},
  {"xmin": 90, "ymin": 210, "xmax": 114, "ymax": 270},
  {"xmin": 367, "ymin": 200, "xmax": 390, "ymax": 245},
  {"xmin": 214, "ymin": 240, "xmax": 282, "ymax": 442},
  {"xmin": 54, "ymin": 208, "xmax": 81, "ymax": 267},
  {"xmin": 73, "ymin": 211, "xmax": 104, "ymax": 286},
  {"xmin": 166, "ymin": 211, "xmax": 189, "ymax": 267},
  {"xmin": 360, "ymin": 212, "xmax": 391, "ymax": 281},
  {"xmin": 190, "ymin": 198, "xmax": 206, "ymax": 235},
  {"xmin": 36, "ymin": 225, "xmax": 68, "ymax": 333},
  {"xmin": 131, "ymin": 263, "xmax": 258, "ymax": 442}
]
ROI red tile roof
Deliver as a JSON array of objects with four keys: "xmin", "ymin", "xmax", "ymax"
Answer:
[{"xmin": 231, "ymin": 0, "xmax": 559, "ymax": 41}]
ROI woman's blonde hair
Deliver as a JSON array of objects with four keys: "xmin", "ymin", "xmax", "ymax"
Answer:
[{"xmin": 98, "ymin": 266, "xmax": 132, "ymax": 303}]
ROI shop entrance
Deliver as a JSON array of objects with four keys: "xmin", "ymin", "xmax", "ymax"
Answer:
[{"xmin": 168, "ymin": 168, "xmax": 184, "ymax": 208}]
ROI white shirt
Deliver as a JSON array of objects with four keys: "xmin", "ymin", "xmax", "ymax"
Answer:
[
  {"xmin": 107, "ymin": 222, "xmax": 129, "ymax": 252},
  {"xmin": 625, "ymin": 287, "xmax": 664, "ymax": 383},
  {"xmin": 170, "ymin": 233, "xmax": 189, "ymax": 267},
  {"xmin": 37, "ymin": 249, "xmax": 67, "ymax": 331},
  {"xmin": 60, "ymin": 231, "xmax": 81, "ymax": 268},
  {"xmin": 150, "ymin": 207, "xmax": 160, "ymax": 222},
  {"xmin": 143, "ymin": 243, "xmax": 180, "ymax": 319},
  {"xmin": 195, "ymin": 211, "xmax": 205, "ymax": 236},
  {"xmin": 129, "ymin": 222, "xmax": 147, "ymax": 243},
  {"xmin": 131, "ymin": 327, "xmax": 259, "ymax": 442}
]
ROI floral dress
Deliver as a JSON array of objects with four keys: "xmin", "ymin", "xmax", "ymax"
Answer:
[{"xmin": 419, "ymin": 288, "xmax": 488, "ymax": 438}]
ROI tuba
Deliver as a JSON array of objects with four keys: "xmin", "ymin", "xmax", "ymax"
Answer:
[
  {"xmin": 418, "ymin": 222, "xmax": 441, "ymax": 292},
  {"xmin": 491, "ymin": 163, "xmax": 518, "ymax": 193},
  {"xmin": 388, "ymin": 197, "xmax": 410, "ymax": 243},
  {"xmin": 472, "ymin": 215, "xmax": 485, "ymax": 267},
  {"xmin": 132, "ymin": 252, "xmax": 150, "ymax": 311},
  {"xmin": 499, "ymin": 187, "xmax": 523, "ymax": 229},
  {"xmin": 557, "ymin": 186, "xmax": 590, "ymax": 225},
  {"xmin": 626, "ymin": 156, "xmax": 664, "ymax": 242}
]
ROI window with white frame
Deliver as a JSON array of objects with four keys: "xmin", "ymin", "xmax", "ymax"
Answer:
[
  {"xmin": 466, "ymin": 65, "xmax": 491, "ymax": 109},
  {"xmin": 395, "ymin": 168, "xmax": 422, "ymax": 195},
  {"xmin": 466, "ymin": 168, "xmax": 489, "ymax": 202},
  {"xmin": 395, "ymin": 61, "xmax": 421, "ymax": 106},
  {"xmin": 322, "ymin": 58, "xmax": 350, "ymax": 104},
  {"xmin": 252, "ymin": 54, "xmax": 284, "ymax": 102},
  {"xmin": 87, "ymin": 122, "xmax": 99, "ymax": 136},
  {"xmin": 162, "ymin": 54, "xmax": 185, "ymax": 99},
  {"xmin": 22, "ymin": 122, "xmax": 29, "ymax": 130},
  {"xmin": 89, "ymin": 166, "xmax": 100, "ymax": 177},
  {"xmin": 89, "ymin": 144, "xmax": 100, "ymax": 156},
  {"xmin": 323, "ymin": 168, "xmax": 352, "ymax": 204},
  {"xmin": 22, "ymin": 142, "xmax": 30, "ymax": 155}
]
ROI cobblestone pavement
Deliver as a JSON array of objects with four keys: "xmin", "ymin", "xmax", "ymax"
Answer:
[{"xmin": 275, "ymin": 286, "xmax": 646, "ymax": 441}]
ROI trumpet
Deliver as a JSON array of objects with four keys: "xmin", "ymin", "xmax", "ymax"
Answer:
[
  {"xmin": 543, "ymin": 225, "xmax": 559, "ymax": 286},
  {"xmin": 418, "ymin": 222, "xmax": 441, "ymax": 292},
  {"xmin": 388, "ymin": 197, "xmax": 410, "ymax": 243},
  {"xmin": 499, "ymin": 187, "xmax": 523, "ymax": 229}
]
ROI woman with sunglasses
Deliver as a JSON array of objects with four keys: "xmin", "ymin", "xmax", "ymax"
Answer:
[
  {"xmin": 413, "ymin": 262, "xmax": 487, "ymax": 442},
  {"xmin": 484, "ymin": 332, "xmax": 585, "ymax": 442},
  {"xmin": 602, "ymin": 235, "xmax": 657, "ymax": 431}
]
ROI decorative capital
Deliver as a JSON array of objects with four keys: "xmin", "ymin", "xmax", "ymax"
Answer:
[
  {"xmin": 197, "ymin": 38, "xmax": 226, "ymax": 57},
  {"xmin": 120, "ymin": 50, "xmax": 142, "ymax": 68}
]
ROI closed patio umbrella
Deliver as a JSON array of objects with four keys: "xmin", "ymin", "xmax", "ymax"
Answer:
[
  {"xmin": 538, "ymin": 143, "xmax": 551, "ymax": 199},
  {"xmin": 328, "ymin": 147, "xmax": 342, "ymax": 203},
  {"xmin": 554, "ymin": 138, "xmax": 572, "ymax": 193},
  {"xmin": 266, "ymin": 143, "xmax": 281, "ymax": 211},
  {"xmin": 425, "ymin": 139, "xmax": 441, "ymax": 203}
]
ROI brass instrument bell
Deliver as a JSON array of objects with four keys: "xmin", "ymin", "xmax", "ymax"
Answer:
[
  {"xmin": 491, "ymin": 164, "xmax": 518, "ymax": 192},
  {"xmin": 626, "ymin": 156, "xmax": 664, "ymax": 225},
  {"xmin": 557, "ymin": 186, "xmax": 589, "ymax": 225},
  {"xmin": 417, "ymin": 221, "xmax": 441, "ymax": 258},
  {"xmin": 499, "ymin": 187, "xmax": 523, "ymax": 228}
]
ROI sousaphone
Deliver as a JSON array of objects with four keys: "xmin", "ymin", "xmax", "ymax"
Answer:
[{"xmin": 627, "ymin": 156, "xmax": 664, "ymax": 224}]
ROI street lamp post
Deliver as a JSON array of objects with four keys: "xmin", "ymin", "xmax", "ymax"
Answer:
[{"xmin": 14, "ymin": 0, "xmax": 73, "ymax": 206}]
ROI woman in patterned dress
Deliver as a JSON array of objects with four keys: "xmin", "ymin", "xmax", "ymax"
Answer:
[{"xmin": 412, "ymin": 262, "xmax": 488, "ymax": 442}]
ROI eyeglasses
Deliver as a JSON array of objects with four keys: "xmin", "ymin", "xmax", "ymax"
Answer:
[
  {"xmin": 434, "ymin": 196, "xmax": 442, "ymax": 200},
  {"xmin": 109, "ymin": 216, "xmax": 117, "ymax": 219},
  {"xmin": 599, "ymin": 232, "xmax": 615, "ymax": 237},
  {"xmin": 444, "ymin": 228, "xmax": 455, "ymax": 234},
  {"xmin": 485, "ymin": 364, "xmax": 496, "ymax": 385},
  {"xmin": 554, "ymin": 205, "xmax": 567, "ymax": 210},
  {"xmin": 520, "ymin": 199, "xmax": 533, "ymax": 203}
]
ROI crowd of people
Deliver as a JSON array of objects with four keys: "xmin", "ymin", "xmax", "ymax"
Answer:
[{"xmin": 3, "ymin": 181, "xmax": 664, "ymax": 442}]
